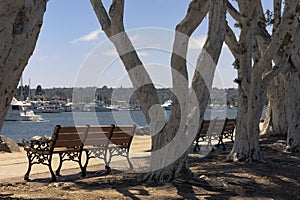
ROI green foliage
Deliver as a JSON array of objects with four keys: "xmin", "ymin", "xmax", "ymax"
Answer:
[
  {"xmin": 234, "ymin": 22, "xmax": 243, "ymax": 29},
  {"xmin": 232, "ymin": 59, "xmax": 240, "ymax": 69},
  {"xmin": 265, "ymin": 9, "xmax": 275, "ymax": 26}
]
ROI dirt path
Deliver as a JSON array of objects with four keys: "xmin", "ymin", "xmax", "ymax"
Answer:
[{"xmin": 0, "ymin": 135, "xmax": 299, "ymax": 199}]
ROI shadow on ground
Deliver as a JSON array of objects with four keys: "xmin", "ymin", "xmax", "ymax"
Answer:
[{"xmin": 0, "ymin": 135, "xmax": 299, "ymax": 199}]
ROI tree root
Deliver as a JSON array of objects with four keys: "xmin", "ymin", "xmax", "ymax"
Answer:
[{"xmin": 227, "ymin": 150, "xmax": 266, "ymax": 163}]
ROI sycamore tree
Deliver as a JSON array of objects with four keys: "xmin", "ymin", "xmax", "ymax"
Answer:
[
  {"xmin": 225, "ymin": 0, "xmax": 300, "ymax": 161},
  {"xmin": 90, "ymin": 0, "xmax": 226, "ymax": 182},
  {"xmin": 0, "ymin": 1, "xmax": 47, "ymax": 130}
]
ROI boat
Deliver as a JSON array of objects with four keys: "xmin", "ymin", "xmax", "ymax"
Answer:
[
  {"xmin": 31, "ymin": 101, "xmax": 63, "ymax": 113},
  {"xmin": 71, "ymin": 100, "xmax": 112, "ymax": 112},
  {"xmin": 41, "ymin": 103, "xmax": 63, "ymax": 113},
  {"xmin": 5, "ymin": 98, "xmax": 43, "ymax": 121}
]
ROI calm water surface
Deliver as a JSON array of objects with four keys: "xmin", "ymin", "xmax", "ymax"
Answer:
[{"xmin": 1, "ymin": 109, "xmax": 237, "ymax": 142}]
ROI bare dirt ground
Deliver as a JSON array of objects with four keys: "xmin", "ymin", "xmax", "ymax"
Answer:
[{"xmin": 0, "ymin": 135, "xmax": 299, "ymax": 200}]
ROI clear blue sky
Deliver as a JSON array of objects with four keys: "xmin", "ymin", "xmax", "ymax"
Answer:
[{"xmin": 24, "ymin": 0, "xmax": 275, "ymax": 89}]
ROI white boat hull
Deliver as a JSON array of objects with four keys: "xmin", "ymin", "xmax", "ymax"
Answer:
[{"xmin": 5, "ymin": 98, "xmax": 43, "ymax": 121}]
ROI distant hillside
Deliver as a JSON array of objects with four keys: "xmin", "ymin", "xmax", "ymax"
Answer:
[{"xmin": 15, "ymin": 85, "xmax": 238, "ymax": 106}]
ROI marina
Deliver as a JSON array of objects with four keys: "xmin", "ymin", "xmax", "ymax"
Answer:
[{"xmin": 1, "ymin": 109, "xmax": 237, "ymax": 142}]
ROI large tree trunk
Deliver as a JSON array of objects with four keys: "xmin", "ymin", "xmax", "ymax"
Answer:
[
  {"xmin": 91, "ymin": 0, "xmax": 226, "ymax": 183},
  {"xmin": 262, "ymin": 74, "xmax": 288, "ymax": 135},
  {"xmin": 227, "ymin": 0, "xmax": 299, "ymax": 162},
  {"xmin": 146, "ymin": 0, "xmax": 226, "ymax": 182},
  {"xmin": 227, "ymin": 0, "xmax": 259, "ymax": 161},
  {"xmin": 285, "ymin": 72, "xmax": 300, "ymax": 151},
  {"xmin": 0, "ymin": 1, "xmax": 47, "ymax": 130}
]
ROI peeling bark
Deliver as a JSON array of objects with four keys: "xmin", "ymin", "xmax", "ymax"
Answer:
[
  {"xmin": 262, "ymin": 75, "xmax": 287, "ymax": 135},
  {"xmin": 227, "ymin": 0, "xmax": 300, "ymax": 162},
  {"xmin": 285, "ymin": 72, "xmax": 300, "ymax": 151}
]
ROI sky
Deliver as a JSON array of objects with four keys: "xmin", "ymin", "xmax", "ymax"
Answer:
[{"xmin": 22, "ymin": 0, "xmax": 273, "ymax": 89}]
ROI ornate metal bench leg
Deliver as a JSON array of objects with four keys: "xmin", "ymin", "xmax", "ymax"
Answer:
[
  {"xmin": 193, "ymin": 139, "xmax": 200, "ymax": 152},
  {"xmin": 218, "ymin": 135, "xmax": 226, "ymax": 150},
  {"xmin": 24, "ymin": 152, "xmax": 32, "ymax": 181},
  {"xmin": 126, "ymin": 154, "xmax": 133, "ymax": 170},
  {"xmin": 48, "ymin": 156, "xmax": 56, "ymax": 182},
  {"xmin": 105, "ymin": 149, "xmax": 112, "ymax": 173},
  {"xmin": 55, "ymin": 153, "xmax": 63, "ymax": 176},
  {"xmin": 105, "ymin": 165, "xmax": 111, "ymax": 173},
  {"xmin": 80, "ymin": 151, "xmax": 87, "ymax": 178}
]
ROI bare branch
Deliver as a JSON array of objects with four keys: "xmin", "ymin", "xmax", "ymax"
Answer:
[
  {"xmin": 171, "ymin": 0, "xmax": 209, "ymax": 82},
  {"xmin": 176, "ymin": 0, "xmax": 209, "ymax": 36},
  {"xmin": 263, "ymin": 0, "xmax": 299, "ymax": 60},
  {"xmin": 109, "ymin": 0, "xmax": 125, "ymax": 35},
  {"xmin": 226, "ymin": 0, "xmax": 241, "ymax": 24},
  {"xmin": 90, "ymin": 0, "xmax": 112, "ymax": 37},
  {"xmin": 225, "ymin": 24, "xmax": 239, "ymax": 58},
  {"xmin": 273, "ymin": 0, "xmax": 282, "ymax": 32},
  {"xmin": 262, "ymin": 55, "xmax": 290, "ymax": 86},
  {"xmin": 91, "ymin": 0, "xmax": 160, "ymax": 123},
  {"xmin": 191, "ymin": 0, "xmax": 227, "ymax": 101}
]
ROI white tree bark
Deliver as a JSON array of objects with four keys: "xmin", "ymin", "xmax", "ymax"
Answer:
[
  {"xmin": 0, "ymin": 0, "xmax": 47, "ymax": 130},
  {"xmin": 286, "ymin": 25, "xmax": 300, "ymax": 151},
  {"xmin": 262, "ymin": 1, "xmax": 300, "ymax": 151},
  {"xmin": 262, "ymin": 75, "xmax": 288, "ymax": 135},
  {"xmin": 285, "ymin": 72, "xmax": 300, "ymax": 151},
  {"xmin": 226, "ymin": 0, "xmax": 300, "ymax": 161},
  {"xmin": 147, "ymin": 0, "xmax": 226, "ymax": 182}
]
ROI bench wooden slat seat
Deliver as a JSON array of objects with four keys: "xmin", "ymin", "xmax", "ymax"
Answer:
[
  {"xmin": 24, "ymin": 125, "xmax": 87, "ymax": 182},
  {"xmin": 24, "ymin": 124, "xmax": 136, "ymax": 181}
]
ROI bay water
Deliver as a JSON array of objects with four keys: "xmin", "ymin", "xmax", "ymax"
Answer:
[{"xmin": 1, "ymin": 109, "xmax": 237, "ymax": 142}]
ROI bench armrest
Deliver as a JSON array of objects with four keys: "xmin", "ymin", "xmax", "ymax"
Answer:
[{"xmin": 25, "ymin": 139, "xmax": 51, "ymax": 152}]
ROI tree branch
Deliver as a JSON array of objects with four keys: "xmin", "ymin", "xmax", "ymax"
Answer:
[
  {"xmin": 191, "ymin": 0, "xmax": 227, "ymax": 109},
  {"xmin": 171, "ymin": 0, "xmax": 209, "ymax": 85},
  {"xmin": 273, "ymin": 0, "xmax": 282, "ymax": 32},
  {"xmin": 262, "ymin": 55, "xmax": 290, "ymax": 86},
  {"xmin": 263, "ymin": 0, "xmax": 299, "ymax": 60},
  {"xmin": 90, "ymin": 0, "xmax": 160, "ymax": 123},
  {"xmin": 225, "ymin": 24, "xmax": 240, "ymax": 58},
  {"xmin": 90, "ymin": 0, "xmax": 112, "ymax": 37},
  {"xmin": 226, "ymin": 0, "xmax": 241, "ymax": 24},
  {"xmin": 109, "ymin": 0, "xmax": 125, "ymax": 35}
]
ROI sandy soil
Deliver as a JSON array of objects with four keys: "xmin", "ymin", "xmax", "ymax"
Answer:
[{"xmin": 0, "ymin": 135, "xmax": 299, "ymax": 199}]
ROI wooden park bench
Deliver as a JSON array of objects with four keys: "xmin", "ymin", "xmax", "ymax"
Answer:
[
  {"xmin": 214, "ymin": 118, "xmax": 236, "ymax": 150},
  {"xmin": 24, "ymin": 124, "xmax": 136, "ymax": 181},
  {"xmin": 24, "ymin": 125, "xmax": 87, "ymax": 182},
  {"xmin": 193, "ymin": 118, "xmax": 236, "ymax": 151}
]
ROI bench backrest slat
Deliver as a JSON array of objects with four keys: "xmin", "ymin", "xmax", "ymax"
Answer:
[
  {"xmin": 109, "ymin": 125, "xmax": 136, "ymax": 149},
  {"xmin": 212, "ymin": 119, "xmax": 226, "ymax": 134},
  {"xmin": 50, "ymin": 125, "xmax": 86, "ymax": 149},
  {"xmin": 223, "ymin": 118, "xmax": 236, "ymax": 133},
  {"xmin": 84, "ymin": 125, "xmax": 113, "ymax": 146}
]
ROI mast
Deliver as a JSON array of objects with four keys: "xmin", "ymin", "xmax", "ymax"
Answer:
[
  {"xmin": 28, "ymin": 78, "xmax": 31, "ymax": 100},
  {"xmin": 20, "ymin": 76, "xmax": 24, "ymax": 101}
]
